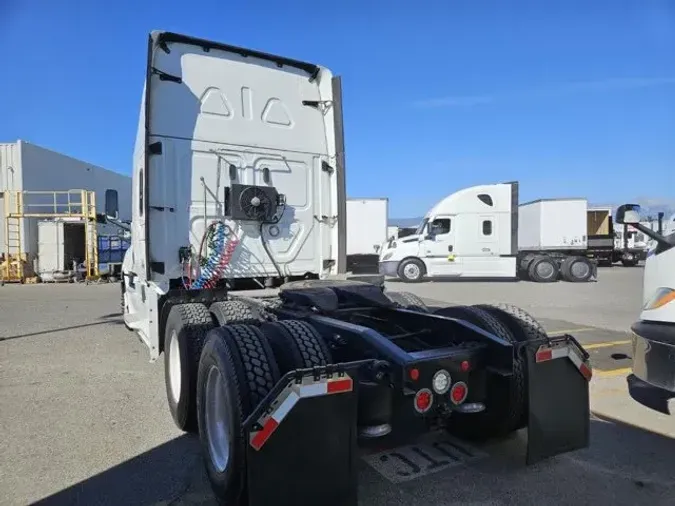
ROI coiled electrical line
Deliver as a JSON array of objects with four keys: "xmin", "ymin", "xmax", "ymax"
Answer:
[{"xmin": 190, "ymin": 221, "xmax": 239, "ymax": 289}]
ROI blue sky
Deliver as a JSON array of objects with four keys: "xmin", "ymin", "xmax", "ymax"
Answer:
[{"xmin": 1, "ymin": 0, "xmax": 673, "ymax": 218}]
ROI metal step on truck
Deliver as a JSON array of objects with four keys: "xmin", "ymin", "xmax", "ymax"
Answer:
[{"xmin": 105, "ymin": 31, "xmax": 592, "ymax": 506}]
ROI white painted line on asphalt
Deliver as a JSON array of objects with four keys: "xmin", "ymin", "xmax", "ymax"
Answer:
[
  {"xmin": 548, "ymin": 328, "xmax": 597, "ymax": 336},
  {"xmin": 584, "ymin": 340, "xmax": 631, "ymax": 350}
]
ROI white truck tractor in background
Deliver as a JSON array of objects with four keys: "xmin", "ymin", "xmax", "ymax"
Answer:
[
  {"xmin": 613, "ymin": 223, "xmax": 648, "ymax": 267},
  {"xmin": 378, "ymin": 182, "xmax": 599, "ymax": 283},
  {"xmin": 615, "ymin": 205, "xmax": 675, "ymax": 400},
  {"xmin": 102, "ymin": 31, "xmax": 593, "ymax": 506}
]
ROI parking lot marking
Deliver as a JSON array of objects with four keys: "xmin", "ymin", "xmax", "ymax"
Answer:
[
  {"xmin": 583, "ymin": 340, "xmax": 631, "ymax": 350},
  {"xmin": 362, "ymin": 437, "xmax": 487, "ymax": 483},
  {"xmin": 548, "ymin": 328, "xmax": 597, "ymax": 336},
  {"xmin": 593, "ymin": 367, "xmax": 632, "ymax": 378}
]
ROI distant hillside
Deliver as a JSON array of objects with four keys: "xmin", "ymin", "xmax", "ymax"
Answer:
[
  {"xmin": 388, "ymin": 217, "xmax": 424, "ymax": 228},
  {"xmin": 388, "ymin": 199, "xmax": 674, "ymax": 228}
]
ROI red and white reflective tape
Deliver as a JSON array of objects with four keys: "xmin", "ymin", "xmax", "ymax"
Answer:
[
  {"xmin": 249, "ymin": 375, "xmax": 353, "ymax": 451},
  {"xmin": 535, "ymin": 343, "xmax": 593, "ymax": 381}
]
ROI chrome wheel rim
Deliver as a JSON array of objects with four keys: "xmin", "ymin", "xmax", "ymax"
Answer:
[
  {"xmin": 536, "ymin": 261, "xmax": 555, "ymax": 279},
  {"xmin": 404, "ymin": 263, "xmax": 420, "ymax": 279},
  {"xmin": 571, "ymin": 261, "xmax": 590, "ymax": 279},
  {"xmin": 205, "ymin": 365, "xmax": 230, "ymax": 472}
]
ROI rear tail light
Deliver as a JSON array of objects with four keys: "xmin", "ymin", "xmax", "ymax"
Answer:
[
  {"xmin": 450, "ymin": 381, "xmax": 468, "ymax": 405},
  {"xmin": 414, "ymin": 388, "xmax": 433, "ymax": 413}
]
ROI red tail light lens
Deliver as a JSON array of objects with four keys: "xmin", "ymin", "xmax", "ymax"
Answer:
[
  {"xmin": 414, "ymin": 388, "xmax": 433, "ymax": 413},
  {"xmin": 450, "ymin": 382, "xmax": 468, "ymax": 405}
]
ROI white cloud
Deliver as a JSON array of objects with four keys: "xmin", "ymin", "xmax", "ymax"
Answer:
[
  {"xmin": 413, "ymin": 77, "xmax": 675, "ymax": 109},
  {"xmin": 412, "ymin": 95, "xmax": 494, "ymax": 108}
]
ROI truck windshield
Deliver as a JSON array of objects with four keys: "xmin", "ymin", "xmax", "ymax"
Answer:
[{"xmin": 415, "ymin": 218, "xmax": 429, "ymax": 235}]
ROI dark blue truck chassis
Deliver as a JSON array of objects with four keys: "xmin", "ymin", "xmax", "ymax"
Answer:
[{"xmin": 170, "ymin": 280, "xmax": 591, "ymax": 506}]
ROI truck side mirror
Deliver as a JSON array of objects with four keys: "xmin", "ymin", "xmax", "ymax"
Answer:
[
  {"xmin": 105, "ymin": 189, "xmax": 119, "ymax": 219},
  {"xmin": 615, "ymin": 204, "xmax": 640, "ymax": 225}
]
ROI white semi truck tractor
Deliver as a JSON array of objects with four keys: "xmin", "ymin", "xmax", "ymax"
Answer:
[
  {"xmin": 615, "ymin": 205, "xmax": 675, "ymax": 399},
  {"xmin": 103, "ymin": 31, "xmax": 592, "ymax": 506},
  {"xmin": 378, "ymin": 182, "xmax": 599, "ymax": 283}
]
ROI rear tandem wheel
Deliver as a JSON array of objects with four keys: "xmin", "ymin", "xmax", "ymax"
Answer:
[
  {"xmin": 433, "ymin": 305, "xmax": 527, "ymax": 440},
  {"xmin": 474, "ymin": 303, "xmax": 548, "ymax": 429},
  {"xmin": 209, "ymin": 299, "xmax": 262, "ymax": 326},
  {"xmin": 560, "ymin": 256, "xmax": 594, "ymax": 282},
  {"xmin": 196, "ymin": 324, "xmax": 281, "ymax": 505},
  {"xmin": 527, "ymin": 256, "xmax": 559, "ymax": 283},
  {"xmin": 261, "ymin": 319, "xmax": 333, "ymax": 373},
  {"xmin": 384, "ymin": 290, "xmax": 430, "ymax": 312},
  {"xmin": 163, "ymin": 303, "xmax": 215, "ymax": 432}
]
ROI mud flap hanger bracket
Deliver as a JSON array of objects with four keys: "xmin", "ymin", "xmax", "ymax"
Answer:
[{"xmin": 515, "ymin": 333, "xmax": 592, "ymax": 380}]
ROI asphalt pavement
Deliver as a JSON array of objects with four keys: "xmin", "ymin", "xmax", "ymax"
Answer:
[{"xmin": 1, "ymin": 268, "xmax": 674, "ymax": 506}]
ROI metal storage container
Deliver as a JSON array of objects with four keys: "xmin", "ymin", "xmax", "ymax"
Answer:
[{"xmin": 37, "ymin": 220, "xmax": 86, "ymax": 281}]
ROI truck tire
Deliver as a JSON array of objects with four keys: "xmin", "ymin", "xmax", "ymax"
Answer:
[
  {"xmin": 622, "ymin": 257, "xmax": 639, "ymax": 267},
  {"xmin": 433, "ymin": 305, "xmax": 526, "ymax": 441},
  {"xmin": 474, "ymin": 303, "xmax": 547, "ymax": 429},
  {"xmin": 210, "ymin": 300, "xmax": 262, "ymax": 326},
  {"xmin": 261, "ymin": 320, "xmax": 332, "ymax": 374},
  {"xmin": 164, "ymin": 303, "xmax": 215, "ymax": 432},
  {"xmin": 560, "ymin": 256, "xmax": 594, "ymax": 282},
  {"xmin": 196, "ymin": 324, "xmax": 280, "ymax": 505},
  {"xmin": 397, "ymin": 258, "xmax": 425, "ymax": 283},
  {"xmin": 528, "ymin": 255, "xmax": 559, "ymax": 283},
  {"xmin": 385, "ymin": 290, "xmax": 430, "ymax": 312}
]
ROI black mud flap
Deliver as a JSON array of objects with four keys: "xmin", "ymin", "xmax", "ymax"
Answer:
[
  {"xmin": 244, "ymin": 362, "xmax": 369, "ymax": 506},
  {"xmin": 525, "ymin": 336, "xmax": 591, "ymax": 465}
]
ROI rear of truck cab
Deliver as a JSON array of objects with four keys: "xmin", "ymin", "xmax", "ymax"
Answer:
[
  {"xmin": 120, "ymin": 31, "xmax": 350, "ymax": 358},
  {"xmin": 135, "ymin": 31, "xmax": 346, "ymax": 288}
]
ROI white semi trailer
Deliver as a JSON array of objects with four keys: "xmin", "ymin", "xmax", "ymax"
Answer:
[
  {"xmin": 103, "ymin": 31, "xmax": 592, "ymax": 506},
  {"xmin": 346, "ymin": 197, "xmax": 388, "ymax": 273},
  {"xmin": 378, "ymin": 183, "xmax": 600, "ymax": 283}
]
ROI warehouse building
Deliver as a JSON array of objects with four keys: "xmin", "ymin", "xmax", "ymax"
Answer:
[{"xmin": 0, "ymin": 140, "xmax": 131, "ymax": 278}]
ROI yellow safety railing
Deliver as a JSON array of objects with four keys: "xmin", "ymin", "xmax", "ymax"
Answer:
[{"xmin": 2, "ymin": 190, "xmax": 99, "ymax": 283}]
